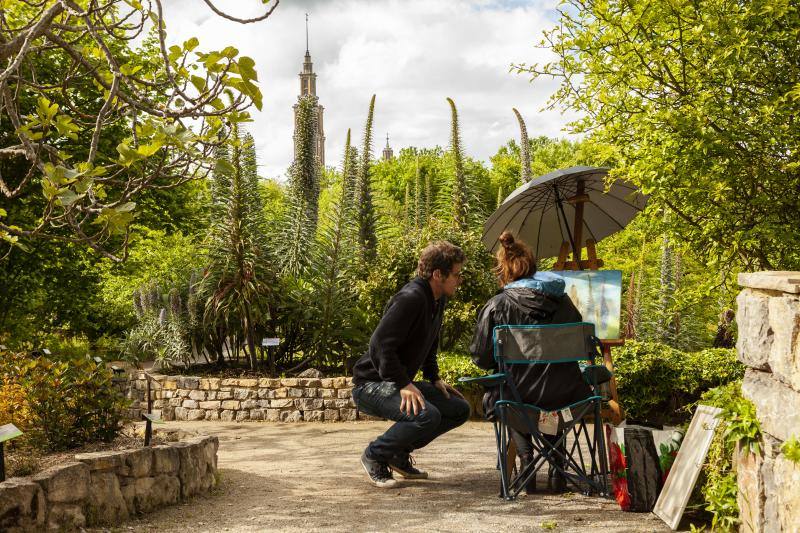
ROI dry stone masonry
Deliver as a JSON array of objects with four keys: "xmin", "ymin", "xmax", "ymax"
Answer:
[
  {"xmin": 0, "ymin": 435, "xmax": 217, "ymax": 531},
  {"xmin": 125, "ymin": 374, "xmax": 377, "ymax": 423},
  {"xmin": 736, "ymin": 271, "xmax": 800, "ymax": 532}
]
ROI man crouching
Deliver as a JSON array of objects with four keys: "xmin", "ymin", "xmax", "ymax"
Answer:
[{"xmin": 351, "ymin": 241, "xmax": 471, "ymax": 488}]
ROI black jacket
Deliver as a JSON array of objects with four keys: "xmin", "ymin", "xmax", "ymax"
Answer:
[
  {"xmin": 352, "ymin": 277, "xmax": 443, "ymax": 388},
  {"xmin": 469, "ymin": 275, "xmax": 591, "ymax": 412}
]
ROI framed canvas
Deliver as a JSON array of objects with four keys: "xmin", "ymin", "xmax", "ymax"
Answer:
[
  {"xmin": 552, "ymin": 270, "xmax": 623, "ymax": 339},
  {"xmin": 653, "ymin": 405, "xmax": 722, "ymax": 530}
]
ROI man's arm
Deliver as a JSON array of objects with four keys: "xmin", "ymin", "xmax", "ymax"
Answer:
[{"xmin": 369, "ymin": 292, "xmax": 417, "ymax": 389}]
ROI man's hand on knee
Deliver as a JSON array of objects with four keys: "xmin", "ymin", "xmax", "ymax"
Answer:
[
  {"xmin": 400, "ymin": 383, "xmax": 426, "ymax": 415},
  {"xmin": 433, "ymin": 379, "xmax": 465, "ymax": 400}
]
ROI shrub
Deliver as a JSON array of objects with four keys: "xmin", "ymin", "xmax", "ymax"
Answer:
[
  {"xmin": 689, "ymin": 380, "xmax": 760, "ymax": 531},
  {"xmin": 0, "ymin": 348, "xmax": 127, "ymax": 452},
  {"xmin": 435, "ymin": 351, "xmax": 484, "ymax": 393},
  {"xmin": 613, "ymin": 341, "xmax": 744, "ymax": 424}
]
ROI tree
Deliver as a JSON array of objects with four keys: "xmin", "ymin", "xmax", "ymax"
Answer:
[
  {"xmin": 0, "ymin": 0, "xmax": 275, "ymax": 260},
  {"xmin": 520, "ymin": 0, "xmax": 800, "ymax": 270},
  {"xmin": 201, "ymin": 127, "xmax": 273, "ymax": 370},
  {"xmin": 355, "ymin": 94, "xmax": 378, "ymax": 264},
  {"xmin": 303, "ymin": 133, "xmax": 366, "ymax": 368}
]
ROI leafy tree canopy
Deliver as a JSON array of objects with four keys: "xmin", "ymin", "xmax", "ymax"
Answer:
[
  {"xmin": 0, "ymin": 0, "xmax": 276, "ymax": 260},
  {"xmin": 518, "ymin": 0, "xmax": 800, "ymax": 271}
]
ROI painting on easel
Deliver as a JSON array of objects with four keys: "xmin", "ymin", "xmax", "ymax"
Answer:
[{"xmin": 554, "ymin": 270, "xmax": 622, "ymax": 340}]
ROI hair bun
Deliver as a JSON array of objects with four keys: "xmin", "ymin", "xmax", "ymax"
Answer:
[{"xmin": 499, "ymin": 231, "xmax": 515, "ymax": 248}]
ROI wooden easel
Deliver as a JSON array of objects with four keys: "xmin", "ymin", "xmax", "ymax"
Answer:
[{"xmin": 551, "ymin": 180, "xmax": 624, "ymax": 425}]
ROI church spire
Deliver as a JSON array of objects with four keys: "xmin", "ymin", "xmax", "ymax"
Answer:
[
  {"xmin": 382, "ymin": 133, "xmax": 393, "ymax": 161},
  {"xmin": 294, "ymin": 14, "xmax": 325, "ymax": 167}
]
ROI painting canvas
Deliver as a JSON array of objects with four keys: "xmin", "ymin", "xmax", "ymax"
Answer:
[
  {"xmin": 552, "ymin": 270, "xmax": 622, "ymax": 339},
  {"xmin": 653, "ymin": 405, "xmax": 722, "ymax": 530}
]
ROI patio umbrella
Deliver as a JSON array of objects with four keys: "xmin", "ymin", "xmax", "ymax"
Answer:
[{"xmin": 482, "ymin": 166, "xmax": 648, "ymax": 264}]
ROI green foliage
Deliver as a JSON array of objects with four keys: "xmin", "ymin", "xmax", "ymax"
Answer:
[
  {"xmin": 201, "ymin": 127, "xmax": 275, "ymax": 369},
  {"xmin": 1, "ymin": 3, "xmax": 265, "ymax": 257},
  {"xmin": 782, "ymin": 437, "xmax": 800, "ymax": 464},
  {"xmin": 488, "ymin": 136, "xmax": 603, "ymax": 208},
  {"xmin": 598, "ymin": 215, "xmax": 737, "ymax": 350},
  {"xmin": 0, "ymin": 348, "xmax": 126, "ymax": 452},
  {"xmin": 355, "ymin": 95, "xmax": 379, "ymax": 264},
  {"xmin": 357, "ymin": 220, "xmax": 495, "ymax": 351},
  {"xmin": 702, "ymin": 381, "xmax": 762, "ymax": 456},
  {"xmin": 121, "ymin": 281, "xmax": 192, "ymax": 367},
  {"xmin": 446, "ymin": 98, "xmax": 469, "ymax": 230},
  {"xmin": 613, "ymin": 341, "xmax": 743, "ymax": 424},
  {"xmin": 300, "ymin": 135, "xmax": 369, "ymax": 367},
  {"xmin": 435, "ymin": 352, "xmax": 484, "ymax": 393},
  {"xmin": 288, "ymin": 94, "xmax": 321, "ymax": 232},
  {"xmin": 693, "ymin": 381, "xmax": 762, "ymax": 532},
  {"xmin": 523, "ymin": 0, "xmax": 800, "ymax": 271},
  {"xmin": 96, "ymin": 227, "xmax": 203, "ymax": 333}
]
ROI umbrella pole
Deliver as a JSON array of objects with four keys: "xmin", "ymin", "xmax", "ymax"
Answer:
[
  {"xmin": 555, "ymin": 186, "xmax": 579, "ymax": 270},
  {"xmin": 570, "ymin": 180, "xmax": 586, "ymax": 264}
]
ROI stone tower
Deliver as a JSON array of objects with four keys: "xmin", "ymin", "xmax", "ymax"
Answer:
[
  {"xmin": 382, "ymin": 133, "xmax": 393, "ymax": 161},
  {"xmin": 293, "ymin": 15, "xmax": 325, "ymax": 167}
]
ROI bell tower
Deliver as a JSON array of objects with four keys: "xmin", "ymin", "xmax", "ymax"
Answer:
[{"xmin": 293, "ymin": 14, "xmax": 325, "ymax": 167}]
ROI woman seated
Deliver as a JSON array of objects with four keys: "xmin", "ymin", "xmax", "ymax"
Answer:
[{"xmin": 469, "ymin": 231, "xmax": 591, "ymax": 493}]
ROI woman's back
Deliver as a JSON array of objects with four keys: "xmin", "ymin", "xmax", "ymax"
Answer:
[{"xmin": 470, "ymin": 274, "xmax": 592, "ymax": 411}]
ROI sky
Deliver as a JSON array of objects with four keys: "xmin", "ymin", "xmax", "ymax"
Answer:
[{"xmin": 160, "ymin": 0, "xmax": 579, "ymax": 180}]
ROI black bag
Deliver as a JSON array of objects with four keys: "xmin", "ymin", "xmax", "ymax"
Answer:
[{"xmin": 624, "ymin": 427, "xmax": 663, "ymax": 512}]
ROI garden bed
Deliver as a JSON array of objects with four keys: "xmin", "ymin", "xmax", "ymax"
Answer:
[
  {"xmin": 3, "ymin": 425, "xmax": 173, "ymax": 479},
  {"xmin": 0, "ymin": 430, "xmax": 218, "ymax": 531}
]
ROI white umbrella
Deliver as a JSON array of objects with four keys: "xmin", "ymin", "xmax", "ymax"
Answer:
[{"xmin": 482, "ymin": 166, "xmax": 648, "ymax": 261}]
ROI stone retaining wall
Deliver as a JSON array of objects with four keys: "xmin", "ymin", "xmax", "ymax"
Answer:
[
  {"xmin": 735, "ymin": 271, "xmax": 800, "ymax": 532},
  {"xmin": 0, "ymin": 435, "xmax": 217, "ymax": 531},
  {"xmin": 126, "ymin": 373, "xmax": 374, "ymax": 422}
]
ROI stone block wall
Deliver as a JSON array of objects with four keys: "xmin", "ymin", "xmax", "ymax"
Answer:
[
  {"xmin": 735, "ymin": 272, "xmax": 800, "ymax": 532},
  {"xmin": 0, "ymin": 435, "xmax": 217, "ymax": 531},
  {"xmin": 125, "ymin": 374, "xmax": 380, "ymax": 423}
]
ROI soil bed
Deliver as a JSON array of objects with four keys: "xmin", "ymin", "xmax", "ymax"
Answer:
[{"xmin": 4, "ymin": 425, "xmax": 179, "ymax": 477}]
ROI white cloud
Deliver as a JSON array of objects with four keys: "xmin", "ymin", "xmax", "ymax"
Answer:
[{"xmin": 160, "ymin": 0, "xmax": 580, "ymax": 179}]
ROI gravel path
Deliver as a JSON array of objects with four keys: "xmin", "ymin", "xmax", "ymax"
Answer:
[{"xmin": 109, "ymin": 421, "xmax": 673, "ymax": 532}]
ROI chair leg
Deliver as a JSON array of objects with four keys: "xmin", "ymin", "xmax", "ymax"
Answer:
[{"xmin": 497, "ymin": 408, "xmax": 513, "ymax": 500}]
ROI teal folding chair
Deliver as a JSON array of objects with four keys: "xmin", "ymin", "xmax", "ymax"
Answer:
[{"xmin": 461, "ymin": 322, "xmax": 610, "ymax": 500}]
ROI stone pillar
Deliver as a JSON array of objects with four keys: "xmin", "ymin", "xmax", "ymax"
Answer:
[{"xmin": 736, "ymin": 272, "xmax": 800, "ymax": 532}]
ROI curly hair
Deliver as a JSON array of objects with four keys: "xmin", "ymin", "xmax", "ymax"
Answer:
[
  {"xmin": 417, "ymin": 241, "xmax": 466, "ymax": 279},
  {"xmin": 494, "ymin": 231, "xmax": 536, "ymax": 286}
]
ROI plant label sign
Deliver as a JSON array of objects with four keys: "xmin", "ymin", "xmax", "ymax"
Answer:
[
  {"xmin": 262, "ymin": 338, "xmax": 280, "ymax": 347},
  {"xmin": 142, "ymin": 413, "xmax": 165, "ymax": 425},
  {"xmin": 0, "ymin": 424, "xmax": 22, "ymax": 443}
]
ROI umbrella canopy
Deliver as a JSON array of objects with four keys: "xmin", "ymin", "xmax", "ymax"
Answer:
[{"xmin": 482, "ymin": 166, "xmax": 648, "ymax": 259}]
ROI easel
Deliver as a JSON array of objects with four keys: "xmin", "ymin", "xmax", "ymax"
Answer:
[{"xmin": 552, "ymin": 179, "xmax": 624, "ymax": 425}]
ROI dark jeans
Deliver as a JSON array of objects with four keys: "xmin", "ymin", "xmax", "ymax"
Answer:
[{"xmin": 352, "ymin": 380, "xmax": 471, "ymax": 462}]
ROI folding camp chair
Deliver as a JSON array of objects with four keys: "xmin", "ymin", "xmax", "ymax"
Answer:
[{"xmin": 461, "ymin": 322, "xmax": 610, "ymax": 501}]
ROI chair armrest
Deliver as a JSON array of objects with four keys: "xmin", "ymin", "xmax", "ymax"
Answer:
[
  {"xmin": 458, "ymin": 373, "xmax": 507, "ymax": 387},
  {"xmin": 582, "ymin": 365, "xmax": 612, "ymax": 385}
]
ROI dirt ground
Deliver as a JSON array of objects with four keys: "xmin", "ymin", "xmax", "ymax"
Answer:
[{"xmin": 105, "ymin": 421, "xmax": 674, "ymax": 533}]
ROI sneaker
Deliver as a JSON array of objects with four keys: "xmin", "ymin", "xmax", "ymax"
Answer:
[
  {"xmin": 388, "ymin": 454, "xmax": 428, "ymax": 479},
  {"xmin": 361, "ymin": 451, "xmax": 398, "ymax": 488}
]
